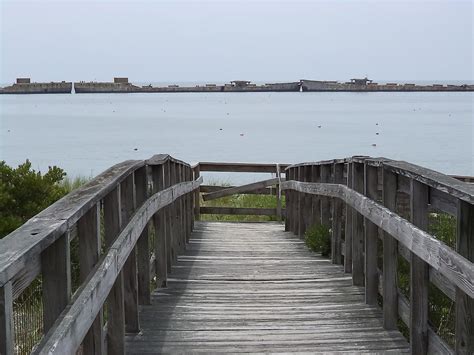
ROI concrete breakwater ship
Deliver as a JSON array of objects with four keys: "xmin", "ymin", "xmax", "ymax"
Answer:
[
  {"xmin": 0, "ymin": 78, "xmax": 72, "ymax": 94},
  {"xmin": 1, "ymin": 77, "xmax": 473, "ymax": 94}
]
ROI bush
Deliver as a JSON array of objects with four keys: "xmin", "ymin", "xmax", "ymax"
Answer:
[
  {"xmin": 304, "ymin": 224, "xmax": 331, "ymax": 256},
  {"xmin": 0, "ymin": 160, "xmax": 67, "ymax": 238}
]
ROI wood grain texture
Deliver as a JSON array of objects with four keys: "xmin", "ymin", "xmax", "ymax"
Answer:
[
  {"xmin": 351, "ymin": 162, "xmax": 365, "ymax": 286},
  {"xmin": 344, "ymin": 162, "xmax": 353, "ymax": 273},
  {"xmin": 202, "ymin": 178, "xmax": 279, "ymax": 201},
  {"xmin": 364, "ymin": 164, "xmax": 378, "ymax": 304},
  {"xmin": 0, "ymin": 282, "xmax": 13, "ymax": 355},
  {"xmin": 197, "ymin": 162, "xmax": 289, "ymax": 173},
  {"xmin": 200, "ymin": 207, "xmax": 281, "ymax": 216},
  {"xmin": 126, "ymin": 221, "xmax": 408, "ymax": 353}
]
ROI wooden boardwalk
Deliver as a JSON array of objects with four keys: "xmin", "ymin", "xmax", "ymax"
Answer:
[{"xmin": 126, "ymin": 221, "xmax": 409, "ymax": 353}]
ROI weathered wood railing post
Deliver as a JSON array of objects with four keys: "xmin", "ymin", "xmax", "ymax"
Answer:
[
  {"xmin": 364, "ymin": 162, "xmax": 379, "ymax": 304},
  {"xmin": 456, "ymin": 199, "xmax": 474, "ymax": 354},
  {"xmin": 152, "ymin": 163, "xmax": 167, "ymax": 287},
  {"xmin": 288, "ymin": 167, "xmax": 296, "ymax": 234},
  {"xmin": 344, "ymin": 162, "xmax": 353, "ymax": 273},
  {"xmin": 135, "ymin": 166, "xmax": 151, "ymax": 305},
  {"xmin": 193, "ymin": 164, "xmax": 200, "ymax": 221},
  {"xmin": 302, "ymin": 165, "xmax": 312, "ymax": 236},
  {"xmin": 284, "ymin": 166, "xmax": 290, "ymax": 231},
  {"xmin": 382, "ymin": 167, "xmax": 398, "ymax": 330},
  {"xmin": 0, "ymin": 282, "xmax": 13, "ymax": 355},
  {"xmin": 176, "ymin": 164, "xmax": 184, "ymax": 255},
  {"xmin": 186, "ymin": 166, "xmax": 193, "ymax": 242},
  {"xmin": 410, "ymin": 179, "xmax": 429, "ymax": 354},
  {"xmin": 297, "ymin": 166, "xmax": 304, "ymax": 238},
  {"xmin": 121, "ymin": 174, "xmax": 140, "ymax": 334},
  {"xmin": 164, "ymin": 160, "xmax": 173, "ymax": 271},
  {"xmin": 312, "ymin": 165, "xmax": 321, "ymax": 227},
  {"xmin": 103, "ymin": 186, "xmax": 125, "ymax": 354},
  {"xmin": 41, "ymin": 231, "xmax": 71, "ymax": 332},
  {"xmin": 170, "ymin": 162, "xmax": 178, "ymax": 263},
  {"xmin": 276, "ymin": 164, "xmax": 282, "ymax": 222},
  {"xmin": 351, "ymin": 160, "xmax": 365, "ymax": 286},
  {"xmin": 331, "ymin": 162, "xmax": 344, "ymax": 265},
  {"xmin": 78, "ymin": 203, "xmax": 104, "ymax": 354},
  {"xmin": 320, "ymin": 164, "xmax": 331, "ymax": 228}
]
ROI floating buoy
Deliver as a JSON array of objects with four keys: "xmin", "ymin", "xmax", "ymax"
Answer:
[
  {"xmin": 317, "ymin": 125, "xmax": 321, "ymax": 128},
  {"xmin": 134, "ymin": 148, "xmax": 138, "ymax": 151},
  {"xmin": 219, "ymin": 128, "xmax": 223, "ymax": 131},
  {"xmin": 372, "ymin": 143, "xmax": 377, "ymax": 147},
  {"xmin": 240, "ymin": 133, "xmax": 244, "ymax": 136},
  {"xmin": 376, "ymin": 132, "xmax": 379, "ymax": 135}
]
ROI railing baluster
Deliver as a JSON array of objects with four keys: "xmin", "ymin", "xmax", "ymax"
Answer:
[
  {"xmin": 351, "ymin": 161, "xmax": 364, "ymax": 286},
  {"xmin": 78, "ymin": 204, "xmax": 104, "ymax": 354},
  {"xmin": 288, "ymin": 168, "xmax": 295, "ymax": 234},
  {"xmin": 302, "ymin": 166, "xmax": 313, "ymax": 235},
  {"xmin": 320, "ymin": 164, "xmax": 331, "ymax": 228},
  {"xmin": 170, "ymin": 162, "xmax": 178, "ymax": 263},
  {"xmin": 364, "ymin": 163, "xmax": 379, "ymax": 304},
  {"xmin": 344, "ymin": 162, "xmax": 353, "ymax": 273},
  {"xmin": 312, "ymin": 165, "xmax": 321, "ymax": 226},
  {"xmin": 152, "ymin": 164, "xmax": 167, "ymax": 287},
  {"xmin": 193, "ymin": 164, "xmax": 201, "ymax": 221},
  {"xmin": 164, "ymin": 161, "xmax": 173, "ymax": 271},
  {"xmin": 297, "ymin": 166, "xmax": 304, "ymax": 238},
  {"xmin": 410, "ymin": 179, "xmax": 429, "ymax": 354},
  {"xmin": 103, "ymin": 186, "xmax": 125, "ymax": 354},
  {"xmin": 382, "ymin": 168, "xmax": 398, "ymax": 330},
  {"xmin": 455, "ymin": 199, "xmax": 474, "ymax": 354},
  {"xmin": 0, "ymin": 281, "xmax": 13, "ymax": 355},
  {"xmin": 276, "ymin": 164, "xmax": 282, "ymax": 222},
  {"xmin": 135, "ymin": 166, "xmax": 151, "ymax": 305},
  {"xmin": 41, "ymin": 232, "xmax": 71, "ymax": 332},
  {"xmin": 331, "ymin": 162, "xmax": 344, "ymax": 265}
]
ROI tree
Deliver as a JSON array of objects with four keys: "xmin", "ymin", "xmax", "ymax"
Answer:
[{"xmin": 0, "ymin": 160, "xmax": 66, "ymax": 238}]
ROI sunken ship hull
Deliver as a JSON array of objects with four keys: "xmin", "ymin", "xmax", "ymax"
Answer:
[{"xmin": 0, "ymin": 81, "xmax": 72, "ymax": 94}]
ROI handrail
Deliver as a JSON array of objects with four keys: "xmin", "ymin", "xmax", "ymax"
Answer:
[
  {"xmin": 0, "ymin": 160, "xmax": 144, "ymax": 286},
  {"xmin": 281, "ymin": 180, "xmax": 474, "ymax": 298},
  {"xmin": 34, "ymin": 177, "xmax": 202, "ymax": 354}
]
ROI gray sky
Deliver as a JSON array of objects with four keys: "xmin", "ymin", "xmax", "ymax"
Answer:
[{"xmin": 0, "ymin": 0, "xmax": 472, "ymax": 83}]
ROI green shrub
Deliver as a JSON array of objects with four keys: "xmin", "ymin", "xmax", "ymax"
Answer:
[
  {"xmin": 0, "ymin": 160, "xmax": 67, "ymax": 238},
  {"xmin": 304, "ymin": 224, "xmax": 331, "ymax": 256}
]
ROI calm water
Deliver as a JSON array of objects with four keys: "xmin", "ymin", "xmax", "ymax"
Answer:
[{"xmin": 0, "ymin": 92, "xmax": 472, "ymax": 181}]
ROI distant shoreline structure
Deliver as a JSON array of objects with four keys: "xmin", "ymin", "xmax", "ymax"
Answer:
[{"xmin": 1, "ymin": 77, "xmax": 473, "ymax": 94}]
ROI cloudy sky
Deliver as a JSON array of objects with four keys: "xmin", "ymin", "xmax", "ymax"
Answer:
[{"xmin": 0, "ymin": 0, "xmax": 472, "ymax": 83}]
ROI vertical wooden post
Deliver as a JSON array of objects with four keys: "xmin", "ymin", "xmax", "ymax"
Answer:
[
  {"xmin": 382, "ymin": 168, "xmax": 398, "ymax": 330},
  {"xmin": 41, "ymin": 232, "xmax": 71, "ymax": 332},
  {"xmin": 0, "ymin": 281, "xmax": 13, "ymax": 355},
  {"xmin": 276, "ymin": 164, "xmax": 282, "ymax": 222},
  {"xmin": 152, "ymin": 164, "xmax": 167, "ymax": 288},
  {"xmin": 410, "ymin": 179, "xmax": 429, "ymax": 355},
  {"xmin": 455, "ymin": 199, "xmax": 474, "ymax": 354},
  {"xmin": 135, "ymin": 166, "xmax": 151, "ymax": 305},
  {"xmin": 320, "ymin": 164, "xmax": 331, "ymax": 227},
  {"xmin": 297, "ymin": 166, "xmax": 304, "ymax": 239},
  {"xmin": 193, "ymin": 165, "xmax": 200, "ymax": 221},
  {"xmin": 164, "ymin": 161, "xmax": 173, "ymax": 271},
  {"xmin": 284, "ymin": 167, "xmax": 290, "ymax": 231},
  {"xmin": 121, "ymin": 174, "xmax": 140, "ymax": 334},
  {"xmin": 312, "ymin": 165, "xmax": 321, "ymax": 226},
  {"xmin": 351, "ymin": 161, "xmax": 364, "ymax": 286},
  {"xmin": 175, "ymin": 164, "xmax": 183, "ymax": 255},
  {"xmin": 187, "ymin": 167, "xmax": 193, "ymax": 238},
  {"xmin": 288, "ymin": 168, "xmax": 296, "ymax": 234},
  {"xmin": 344, "ymin": 162, "xmax": 353, "ymax": 273},
  {"xmin": 103, "ymin": 186, "xmax": 125, "ymax": 355},
  {"xmin": 331, "ymin": 163, "xmax": 344, "ymax": 265},
  {"xmin": 303, "ymin": 165, "xmax": 313, "ymax": 233},
  {"xmin": 78, "ymin": 204, "xmax": 104, "ymax": 354},
  {"xmin": 170, "ymin": 162, "xmax": 178, "ymax": 264},
  {"xmin": 364, "ymin": 163, "xmax": 378, "ymax": 305}
]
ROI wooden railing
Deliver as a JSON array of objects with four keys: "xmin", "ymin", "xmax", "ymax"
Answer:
[
  {"xmin": 0, "ymin": 154, "xmax": 201, "ymax": 355},
  {"xmin": 282, "ymin": 157, "xmax": 474, "ymax": 354},
  {"xmin": 192, "ymin": 162, "xmax": 290, "ymax": 219}
]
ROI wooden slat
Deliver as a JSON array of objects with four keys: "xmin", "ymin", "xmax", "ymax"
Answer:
[
  {"xmin": 351, "ymin": 162, "xmax": 364, "ymax": 286},
  {"xmin": 364, "ymin": 164, "xmax": 378, "ymax": 304},
  {"xmin": 200, "ymin": 207, "xmax": 280, "ymax": 216},
  {"xmin": 430, "ymin": 187, "xmax": 457, "ymax": 216},
  {"xmin": 202, "ymin": 178, "xmax": 279, "ymax": 201},
  {"xmin": 197, "ymin": 162, "xmax": 289, "ymax": 173},
  {"xmin": 152, "ymin": 164, "xmax": 167, "ymax": 288},
  {"xmin": 456, "ymin": 200, "xmax": 474, "ymax": 354},
  {"xmin": 344, "ymin": 163, "xmax": 353, "ymax": 273},
  {"xmin": 331, "ymin": 163, "xmax": 344, "ymax": 265},
  {"xmin": 193, "ymin": 165, "xmax": 201, "ymax": 220},
  {"xmin": 0, "ymin": 282, "xmax": 13, "ymax": 355}
]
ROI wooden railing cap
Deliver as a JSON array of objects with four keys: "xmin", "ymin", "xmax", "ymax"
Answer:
[{"xmin": 146, "ymin": 154, "xmax": 191, "ymax": 167}]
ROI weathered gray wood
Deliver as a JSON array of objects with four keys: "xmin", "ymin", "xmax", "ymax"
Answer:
[
  {"xmin": 135, "ymin": 166, "xmax": 151, "ymax": 306},
  {"xmin": 344, "ymin": 162, "xmax": 353, "ymax": 273},
  {"xmin": 0, "ymin": 160, "xmax": 144, "ymax": 288},
  {"xmin": 0, "ymin": 281, "xmax": 13, "ymax": 355},
  {"xmin": 193, "ymin": 165, "xmax": 200, "ymax": 220},
  {"xmin": 103, "ymin": 186, "xmax": 125, "ymax": 355},
  {"xmin": 456, "ymin": 199, "xmax": 474, "ymax": 354},
  {"xmin": 311, "ymin": 165, "xmax": 321, "ymax": 227},
  {"xmin": 164, "ymin": 161, "xmax": 173, "ymax": 271},
  {"xmin": 298, "ymin": 166, "xmax": 304, "ymax": 238},
  {"xmin": 200, "ymin": 207, "xmax": 280, "ymax": 216},
  {"xmin": 302, "ymin": 166, "xmax": 313, "ymax": 235},
  {"xmin": 382, "ymin": 168, "xmax": 398, "ymax": 330},
  {"xmin": 430, "ymin": 187, "xmax": 457, "ymax": 216},
  {"xmin": 410, "ymin": 179, "xmax": 429, "ymax": 355},
  {"xmin": 201, "ymin": 185, "xmax": 278, "ymax": 195},
  {"xmin": 284, "ymin": 167, "xmax": 290, "ymax": 231},
  {"xmin": 276, "ymin": 165, "xmax": 282, "ymax": 221},
  {"xmin": 176, "ymin": 164, "xmax": 184, "ymax": 255},
  {"xmin": 320, "ymin": 164, "xmax": 331, "ymax": 227},
  {"xmin": 280, "ymin": 181, "xmax": 474, "ymax": 298},
  {"xmin": 364, "ymin": 164, "xmax": 378, "ymax": 304},
  {"xmin": 41, "ymin": 232, "xmax": 71, "ymax": 332},
  {"xmin": 202, "ymin": 178, "xmax": 279, "ymax": 201},
  {"xmin": 121, "ymin": 174, "xmax": 140, "ymax": 334},
  {"xmin": 197, "ymin": 162, "xmax": 290, "ymax": 173},
  {"xmin": 351, "ymin": 162, "xmax": 365, "ymax": 286},
  {"xmin": 170, "ymin": 162, "xmax": 178, "ymax": 264},
  {"xmin": 331, "ymin": 163, "xmax": 344, "ymax": 265},
  {"xmin": 152, "ymin": 164, "xmax": 167, "ymax": 288},
  {"xmin": 77, "ymin": 204, "xmax": 104, "ymax": 354},
  {"xmin": 34, "ymin": 178, "xmax": 202, "ymax": 355},
  {"xmin": 289, "ymin": 168, "xmax": 296, "ymax": 234}
]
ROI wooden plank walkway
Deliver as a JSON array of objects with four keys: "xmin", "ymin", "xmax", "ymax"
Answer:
[{"xmin": 126, "ymin": 222, "xmax": 409, "ymax": 353}]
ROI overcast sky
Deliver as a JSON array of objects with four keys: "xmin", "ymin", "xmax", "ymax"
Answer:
[{"xmin": 0, "ymin": 0, "xmax": 472, "ymax": 83}]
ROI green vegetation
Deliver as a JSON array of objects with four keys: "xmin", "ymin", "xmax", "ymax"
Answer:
[{"xmin": 304, "ymin": 224, "xmax": 331, "ymax": 256}]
